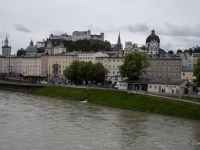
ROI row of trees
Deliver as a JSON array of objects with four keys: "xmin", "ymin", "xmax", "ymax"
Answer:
[
  {"xmin": 63, "ymin": 51, "xmax": 150, "ymax": 85},
  {"xmin": 63, "ymin": 60, "xmax": 107, "ymax": 85}
]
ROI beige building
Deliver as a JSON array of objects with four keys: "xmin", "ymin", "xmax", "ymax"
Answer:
[
  {"xmin": 192, "ymin": 53, "xmax": 200, "ymax": 65},
  {"xmin": 77, "ymin": 51, "xmax": 108, "ymax": 63},
  {"xmin": 181, "ymin": 66, "xmax": 195, "ymax": 82},
  {"xmin": 22, "ymin": 54, "xmax": 43, "ymax": 78},
  {"xmin": 96, "ymin": 56, "xmax": 124, "ymax": 84},
  {"xmin": 47, "ymin": 53, "xmax": 77, "ymax": 83}
]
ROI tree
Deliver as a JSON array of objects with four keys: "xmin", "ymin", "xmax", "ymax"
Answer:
[
  {"xmin": 63, "ymin": 60, "xmax": 93, "ymax": 84},
  {"xmin": 87, "ymin": 62, "xmax": 106, "ymax": 85},
  {"xmin": 168, "ymin": 50, "xmax": 174, "ymax": 55},
  {"xmin": 17, "ymin": 48, "xmax": 26, "ymax": 57},
  {"xmin": 119, "ymin": 51, "xmax": 150, "ymax": 79},
  {"xmin": 193, "ymin": 58, "xmax": 200, "ymax": 87}
]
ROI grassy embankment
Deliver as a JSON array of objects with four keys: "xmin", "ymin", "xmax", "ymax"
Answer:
[{"xmin": 30, "ymin": 86, "xmax": 200, "ymax": 120}]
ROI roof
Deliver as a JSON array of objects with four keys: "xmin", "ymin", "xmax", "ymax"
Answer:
[
  {"xmin": 186, "ymin": 82, "xmax": 196, "ymax": 86},
  {"xmin": 146, "ymin": 29, "xmax": 160, "ymax": 43},
  {"xmin": 192, "ymin": 53, "xmax": 200, "ymax": 57},
  {"xmin": 26, "ymin": 40, "xmax": 37, "ymax": 52},
  {"xmin": 119, "ymin": 78, "xmax": 187, "ymax": 85},
  {"xmin": 181, "ymin": 66, "xmax": 194, "ymax": 72},
  {"xmin": 117, "ymin": 32, "xmax": 121, "ymax": 45},
  {"xmin": 49, "ymin": 52, "xmax": 77, "ymax": 56}
]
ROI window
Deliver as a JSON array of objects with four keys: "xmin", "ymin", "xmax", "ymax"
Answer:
[
  {"xmin": 166, "ymin": 67, "xmax": 169, "ymax": 71},
  {"xmin": 166, "ymin": 61, "xmax": 169, "ymax": 65},
  {"xmin": 176, "ymin": 73, "xmax": 179, "ymax": 76},
  {"xmin": 154, "ymin": 85, "xmax": 157, "ymax": 89},
  {"xmin": 161, "ymin": 61, "xmax": 164, "ymax": 65},
  {"xmin": 176, "ymin": 61, "xmax": 179, "ymax": 65},
  {"xmin": 171, "ymin": 61, "xmax": 174, "ymax": 65},
  {"xmin": 171, "ymin": 67, "xmax": 174, "ymax": 70},
  {"xmin": 152, "ymin": 61, "xmax": 155, "ymax": 65},
  {"xmin": 157, "ymin": 61, "xmax": 159, "ymax": 64},
  {"xmin": 176, "ymin": 67, "xmax": 179, "ymax": 71},
  {"xmin": 183, "ymin": 73, "xmax": 185, "ymax": 76},
  {"xmin": 149, "ymin": 85, "xmax": 152, "ymax": 88},
  {"xmin": 171, "ymin": 73, "xmax": 174, "ymax": 76}
]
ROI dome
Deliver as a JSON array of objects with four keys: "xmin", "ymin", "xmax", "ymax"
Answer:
[
  {"xmin": 26, "ymin": 40, "xmax": 37, "ymax": 52},
  {"xmin": 146, "ymin": 29, "xmax": 160, "ymax": 43}
]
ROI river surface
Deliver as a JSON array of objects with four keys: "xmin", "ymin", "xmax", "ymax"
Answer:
[{"xmin": 0, "ymin": 90, "xmax": 200, "ymax": 150}]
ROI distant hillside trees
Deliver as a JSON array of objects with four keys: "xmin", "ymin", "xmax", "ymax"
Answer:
[
  {"xmin": 17, "ymin": 48, "xmax": 26, "ymax": 57},
  {"xmin": 63, "ymin": 40, "xmax": 110, "ymax": 52}
]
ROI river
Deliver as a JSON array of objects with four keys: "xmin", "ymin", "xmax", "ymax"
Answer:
[{"xmin": 0, "ymin": 90, "xmax": 200, "ymax": 150}]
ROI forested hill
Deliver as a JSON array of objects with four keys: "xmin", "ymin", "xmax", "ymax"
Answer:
[{"xmin": 64, "ymin": 40, "xmax": 111, "ymax": 52}]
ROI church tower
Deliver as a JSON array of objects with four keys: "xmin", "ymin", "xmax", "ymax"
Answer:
[
  {"xmin": 115, "ymin": 32, "xmax": 123, "ymax": 57},
  {"xmin": 145, "ymin": 29, "xmax": 160, "ymax": 55},
  {"xmin": 2, "ymin": 36, "xmax": 11, "ymax": 55}
]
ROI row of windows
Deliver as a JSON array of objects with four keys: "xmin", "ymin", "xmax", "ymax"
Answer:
[
  {"xmin": 108, "ymin": 65, "xmax": 120, "ymax": 68},
  {"xmin": 52, "ymin": 57, "xmax": 73, "ymax": 59},
  {"xmin": 151, "ymin": 61, "xmax": 179, "ymax": 65},
  {"xmin": 109, "ymin": 59, "xmax": 124, "ymax": 62},
  {"xmin": 148, "ymin": 73, "xmax": 179, "ymax": 76},
  {"xmin": 147, "ymin": 67, "xmax": 179, "ymax": 71},
  {"xmin": 108, "ymin": 71, "xmax": 120, "ymax": 74},
  {"xmin": 53, "ymin": 61, "xmax": 71, "ymax": 64},
  {"xmin": 78, "ymin": 57, "xmax": 93, "ymax": 60}
]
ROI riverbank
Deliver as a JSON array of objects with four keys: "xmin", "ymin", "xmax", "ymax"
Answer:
[{"xmin": 30, "ymin": 86, "xmax": 200, "ymax": 120}]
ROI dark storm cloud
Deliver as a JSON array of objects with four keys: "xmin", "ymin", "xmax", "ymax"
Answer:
[
  {"xmin": 124, "ymin": 23, "xmax": 150, "ymax": 33},
  {"xmin": 13, "ymin": 22, "xmax": 31, "ymax": 32}
]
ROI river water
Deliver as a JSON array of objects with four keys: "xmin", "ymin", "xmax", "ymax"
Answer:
[{"xmin": 0, "ymin": 90, "xmax": 200, "ymax": 150}]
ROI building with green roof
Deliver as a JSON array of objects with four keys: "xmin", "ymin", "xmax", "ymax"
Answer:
[{"xmin": 26, "ymin": 40, "xmax": 37, "ymax": 53}]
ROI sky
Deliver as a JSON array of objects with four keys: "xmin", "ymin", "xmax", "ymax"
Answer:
[{"xmin": 0, "ymin": 0, "xmax": 200, "ymax": 55}]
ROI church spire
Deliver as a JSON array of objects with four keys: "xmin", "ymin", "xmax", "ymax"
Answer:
[{"xmin": 117, "ymin": 32, "xmax": 121, "ymax": 45}]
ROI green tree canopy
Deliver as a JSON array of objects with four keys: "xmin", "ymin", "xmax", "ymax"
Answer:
[
  {"xmin": 119, "ymin": 51, "xmax": 150, "ymax": 79},
  {"xmin": 193, "ymin": 58, "xmax": 200, "ymax": 86},
  {"xmin": 17, "ymin": 48, "xmax": 26, "ymax": 57},
  {"xmin": 63, "ymin": 60, "xmax": 93, "ymax": 84},
  {"xmin": 87, "ymin": 62, "xmax": 106, "ymax": 84}
]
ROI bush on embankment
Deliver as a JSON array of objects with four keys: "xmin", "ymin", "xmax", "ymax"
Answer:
[{"xmin": 31, "ymin": 86, "xmax": 200, "ymax": 120}]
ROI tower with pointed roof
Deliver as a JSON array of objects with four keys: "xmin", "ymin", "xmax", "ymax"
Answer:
[
  {"xmin": 115, "ymin": 32, "xmax": 123, "ymax": 57},
  {"xmin": 115, "ymin": 32, "xmax": 122, "ymax": 51},
  {"xmin": 2, "ymin": 36, "xmax": 11, "ymax": 55},
  {"xmin": 145, "ymin": 29, "xmax": 160, "ymax": 55}
]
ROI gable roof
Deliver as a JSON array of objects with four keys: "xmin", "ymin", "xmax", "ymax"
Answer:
[{"xmin": 119, "ymin": 78, "xmax": 187, "ymax": 85}]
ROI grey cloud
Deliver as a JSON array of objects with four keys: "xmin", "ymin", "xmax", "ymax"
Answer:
[
  {"xmin": 157, "ymin": 23, "xmax": 200, "ymax": 37},
  {"xmin": 13, "ymin": 22, "xmax": 31, "ymax": 32},
  {"xmin": 124, "ymin": 23, "xmax": 150, "ymax": 33}
]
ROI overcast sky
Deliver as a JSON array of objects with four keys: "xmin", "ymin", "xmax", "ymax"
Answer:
[{"xmin": 1, "ymin": 0, "xmax": 200, "ymax": 54}]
